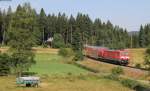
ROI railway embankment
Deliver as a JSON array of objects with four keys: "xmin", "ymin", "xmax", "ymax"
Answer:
[
  {"xmin": 75, "ymin": 57, "xmax": 150, "ymax": 91},
  {"xmin": 78, "ymin": 57, "xmax": 147, "ymax": 79}
]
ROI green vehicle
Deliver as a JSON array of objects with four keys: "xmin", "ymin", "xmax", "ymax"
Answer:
[{"xmin": 16, "ymin": 77, "xmax": 40, "ymax": 87}]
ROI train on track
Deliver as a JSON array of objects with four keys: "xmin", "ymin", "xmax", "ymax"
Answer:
[{"xmin": 84, "ymin": 45, "xmax": 130, "ymax": 66}]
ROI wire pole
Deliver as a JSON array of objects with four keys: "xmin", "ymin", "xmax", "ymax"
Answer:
[
  {"xmin": 71, "ymin": 25, "xmax": 72, "ymax": 44},
  {"xmin": 43, "ymin": 28, "xmax": 44, "ymax": 44},
  {"xmin": 2, "ymin": 22, "xmax": 5, "ymax": 46},
  {"xmin": 130, "ymin": 34, "xmax": 132, "ymax": 48}
]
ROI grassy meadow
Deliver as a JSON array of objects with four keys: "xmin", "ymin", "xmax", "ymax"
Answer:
[
  {"xmin": 128, "ymin": 48, "xmax": 146, "ymax": 66},
  {"xmin": 0, "ymin": 75, "xmax": 133, "ymax": 91},
  {"xmin": 29, "ymin": 53, "xmax": 88, "ymax": 75},
  {"xmin": 0, "ymin": 52, "xmax": 134, "ymax": 91},
  {"xmin": 0, "ymin": 48, "xmax": 147, "ymax": 91}
]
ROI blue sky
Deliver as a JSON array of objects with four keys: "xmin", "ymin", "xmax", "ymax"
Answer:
[{"xmin": 0, "ymin": 0, "xmax": 150, "ymax": 31}]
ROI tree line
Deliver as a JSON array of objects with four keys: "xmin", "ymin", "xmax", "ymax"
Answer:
[
  {"xmin": 0, "ymin": 3, "xmax": 150, "ymax": 76},
  {"xmin": 0, "ymin": 3, "xmax": 150, "ymax": 50},
  {"xmin": 0, "ymin": 3, "xmax": 132, "ymax": 76},
  {"xmin": 0, "ymin": 3, "xmax": 132, "ymax": 50},
  {"xmin": 128, "ymin": 24, "xmax": 150, "ymax": 48}
]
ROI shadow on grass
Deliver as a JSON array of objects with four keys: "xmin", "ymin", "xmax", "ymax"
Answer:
[{"xmin": 134, "ymin": 85, "xmax": 150, "ymax": 91}]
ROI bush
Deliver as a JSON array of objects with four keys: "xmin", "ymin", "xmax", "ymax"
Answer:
[
  {"xmin": 121, "ymin": 79, "xmax": 139, "ymax": 89},
  {"xmin": 42, "ymin": 43, "xmax": 48, "ymax": 48},
  {"xmin": 104, "ymin": 74, "xmax": 119, "ymax": 80},
  {"xmin": 0, "ymin": 53, "xmax": 11, "ymax": 76},
  {"xmin": 105, "ymin": 66, "xmax": 124, "ymax": 80},
  {"xmin": 58, "ymin": 48, "xmax": 68, "ymax": 57},
  {"xmin": 66, "ymin": 43, "xmax": 72, "ymax": 48},
  {"xmin": 73, "ymin": 51, "xmax": 84, "ymax": 61},
  {"xmin": 59, "ymin": 48, "xmax": 75, "ymax": 64},
  {"xmin": 135, "ymin": 63, "xmax": 141, "ymax": 68},
  {"xmin": 111, "ymin": 66, "xmax": 124, "ymax": 76},
  {"xmin": 58, "ymin": 48, "xmax": 74, "ymax": 57}
]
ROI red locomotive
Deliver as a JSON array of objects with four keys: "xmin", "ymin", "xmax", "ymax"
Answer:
[{"xmin": 84, "ymin": 45, "xmax": 129, "ymax": 65}]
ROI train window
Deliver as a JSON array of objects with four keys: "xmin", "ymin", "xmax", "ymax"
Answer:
[{"xmin": 121, "ymin": 52, "xmax": 128, "ymax": 56}]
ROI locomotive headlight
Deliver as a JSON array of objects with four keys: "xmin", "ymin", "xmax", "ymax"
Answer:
[
  {"xmin": 121, "ymin": 56, "xmax": 129, "ymax": 60},
  {"xmin": 126, "ymin": 57, "xmax": 129, "ymax": 60},
  {"xmin": 120, "ymin": 56, "xmax": 125, "ymax": 59},
  {"xmin": 120, "ymin": 57, "xmax": 124, "ymax": 61}
]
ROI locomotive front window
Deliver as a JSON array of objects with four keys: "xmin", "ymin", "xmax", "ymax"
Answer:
[{"xmin": 121, "ymin": 52, "xmax": 128, "ymax": 56}]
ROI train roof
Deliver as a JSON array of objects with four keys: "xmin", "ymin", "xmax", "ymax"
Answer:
[
  {"xmin": 105, "ymin": 49, "xmax": 128, "ymax": 52},
  {"xmin": 85, "ymin": 45, "xmax": 108, "ymax": 49},
  {"xmin": 85, "ymin": 45, "xmax": 128, "ymax": 51}
]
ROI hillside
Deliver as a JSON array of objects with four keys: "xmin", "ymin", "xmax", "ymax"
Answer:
[
  {"xmin": 0, "ymin": 47, "xmax": 148, "ymax": 91},
  {"xmin": 0, "ymin": 53, "xmax": 134, "ymax": 91}
]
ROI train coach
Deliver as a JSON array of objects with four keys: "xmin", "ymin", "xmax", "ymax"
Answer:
[{"xmin": 84, "ymin": 45, "xmax": 130, "ymax": 66}]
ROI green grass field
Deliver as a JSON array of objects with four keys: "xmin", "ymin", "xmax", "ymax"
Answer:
[
  {"xmin": 0, "ymin": 52, "xmax": 136, "ymax": 91},
  {"xmin": 29, "ymin": 53, "xmax": 88, "ymax": 75}
]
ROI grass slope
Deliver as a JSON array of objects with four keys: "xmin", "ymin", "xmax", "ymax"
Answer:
[
  {"xmin": 79, "ymin": 58, "xmax": 146, "ymax": 79},
  {"xmin": 0, "ymin": 53, "xmax": 134, "ymax": 91},
  {"xmin": 29, "ymin": 53, "xmax": 88, "ymax": 75},
  {"xmin": 128, "ymin": 48, "xmax": 146, "ymax": 65}
]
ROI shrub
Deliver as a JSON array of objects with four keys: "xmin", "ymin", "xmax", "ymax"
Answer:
[
  {"xmin": 58, "ymin": 48, "xmax": 74, "ymax": 57},
  {"xmin": 105, "ymin": 66, "xmax": 124, "ymax": 80},
  {"xmin": 42, "ymin": 43, "xmax": 48, "ymax": 48},
  {"xmin": 111, "ymin": 66, "xmax": 124, "ymax": 76},
  {"xmin": 59, "ymin": 48, "xmax": 68, "ymax": 57},
  {"xmin": 104, "ymin": 74, "xmax": 119, "ymax": 80},
  {"xmin": 0, "ymin": 53, "xmax": 11, "ymax": 76},
  {"xmin": 59, "ymin": 48, "xmax": 75, "ymax": 64},
  {"xmin": 66, "ymin": 43, "xmax": 72, "ymax": 48},
  {"xmin": 73, "ymin": 51, "xmax": 84, "ymax": 61},
  {"xmin": 121, "ymin": 79, "xmax": 139, "ymax": 89},
  {"xmin": 135, "ymin": 63, "xmax": 141, "ymax": 68}
]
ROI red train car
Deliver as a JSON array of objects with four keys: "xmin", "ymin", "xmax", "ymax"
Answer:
[
  {"xmin": 102, "ymin": 49, "xmax": 129, "ymax": 65},
  {"xmin": 84, "ymin": 45, "xmax": 129, "ymax": 65},
  {"xmin": 84, "ymin": 46, "xmax": 107, "ymax": 58}
]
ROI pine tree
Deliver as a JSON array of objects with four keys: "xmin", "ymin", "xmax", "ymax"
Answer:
[
  {"xmin": 52, "ymin": 33, "xmax": 65, "ymax": 48},
  {"xmin": 0, "ymin": 10, "xmax": 3, "ymax": 44},
  {"xmin": 39, "ymin": 8, "xmax": 47, "ymax": 44},
  {"xmin": 7, "ymin": 3, "xmax": 37, "ymax": 76},
  {"xmin": 68, "ymin": 15, "xmax": 76, "ymax": 44},
  {"xmin": 72, "ymin": 28, "xmax": 83, "ymax": 50},
  {"xmin": 139, "ymin": 25, "xmax": 146, "ymax": 47},
  {"xmin": 4, "ymin": 6, "xmax": 12, "ymax": 45}
]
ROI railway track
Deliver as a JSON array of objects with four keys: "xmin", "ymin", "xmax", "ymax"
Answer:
[
  {"xmin": 83, "ymin": 56, "xmax": 148, "ymax": 79},
  {"xmin": 125, "ymin": 65, "xmax": 148, "ymax": 72},
  {"xmin": 86, "ymin": 56, "xmax": 148, "ymax": 72}
]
